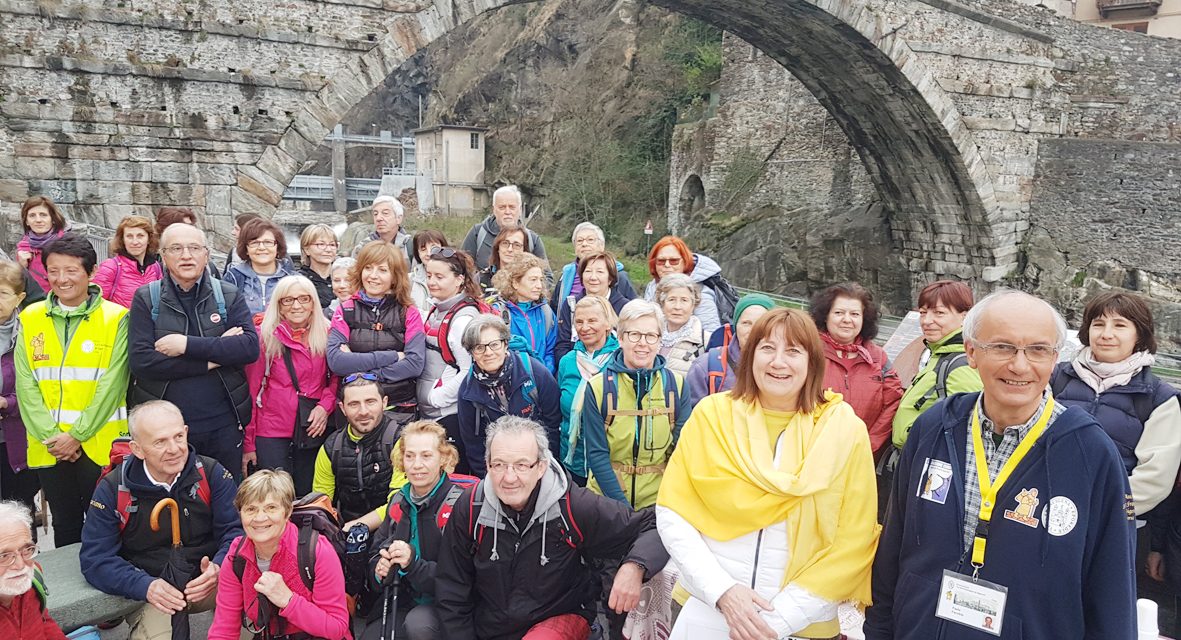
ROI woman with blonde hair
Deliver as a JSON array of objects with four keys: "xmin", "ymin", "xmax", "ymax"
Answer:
[
  {"xmin": 491, "ymin": 252, "xmax": 557, "ymax": 371},
  {"xmin": 298, "ymin": 223, "xmax": 340, "ymax": 309},
  {"xmin": 557, "ymin": 295, "xmax": 620, "ymax": 485},
  {"xmin": 364, "ymin": 420, "xmax": 474, "ymax": 640},
  {"xmin": 328, "ymin": 240, "xmax": 425, "ymax": 417},
  {"xmin": 209, "ymin": 470, "xmax": 351, "ymax": 639},
  {"xmin": 91, "ymin": 215, "xmax": 164, "ymax": 308},
  {"xmin": 243, "ymin": 275, "xmax": 338, "ymax": 493},
  {"xmin": 657, "ymin": 307, "xmax": 879, "ymax": 640}
]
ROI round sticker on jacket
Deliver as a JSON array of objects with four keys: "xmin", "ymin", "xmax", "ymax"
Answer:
[
  {"xmin": 210, "ymin": 313, "xmax": 222, "ymax": 324},
  {"xmin": 81, "ymin": 340, "xmax": 95, "ymax": 354},
  {"xmin": 1042, "ymin": 496, "xmax": 1079, "ymax": 536}
]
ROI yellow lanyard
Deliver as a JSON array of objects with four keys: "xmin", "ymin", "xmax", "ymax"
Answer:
[{"xmin": 969, "ymin": 397, "xmax": 1056, "ymax": 575}]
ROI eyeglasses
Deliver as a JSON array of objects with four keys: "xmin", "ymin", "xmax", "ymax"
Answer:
[
  {"xmin": 162, "ymin": 244, "xmax": 207, "ymax": 256},
  {"xmin": 487, "ymin": 460, "xmax": 541, "ymax": 475},
  {"xmin": 500, "ymin": 241, "xmax": 525, "ymax": 251},
  {"xmin": 622, "ymin": 331, "xmax": 660, "ymax": 345},
  {"xmin": 278, "ymin": 295, "xmax": 313, "ymax": 308},
  {"xmin": 471, "ymin": 339, "xmax": 507, "ymax": 355},
  {"xmin": 343, "ymin": 372, "xmax": 380, "ymax": 384},
  {"xmin": 429, "ymin": 246, "xmax": 459, "ymax": 259},
  {"xmin": 309, "ymin": 242, "xmax": 339, "ymax": 250},
  {"xmin": 574, "ymin": 237, "xmax": 600, "ymax": 246},
  {"xmin": 0, "ymin": 544, "xmax": 37, "ymax": 568},
  {"xmin": 975, "ymin": 342, "xmax": 1059, "ymax": 363},
  {"xmin": 655, "ymin": 257, "xmax": 682, "ymax": 266},
  {"xmin": 247, "ymin": 240, "xmax": 277, "ymax": 250}
]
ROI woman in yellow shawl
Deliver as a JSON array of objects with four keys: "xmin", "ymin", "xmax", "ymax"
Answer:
[{"xmin": 656, "ymin": 307, "xmax": 880, "ymax": 640}]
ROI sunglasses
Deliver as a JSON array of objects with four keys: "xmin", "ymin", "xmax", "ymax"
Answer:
[
  {"xmin": 343, "ymin": 372, "xmax": 380, "ymax": 384},
  {"xmin": 429, "ymin": 246, "xmax": 460, "ymax": 259}
]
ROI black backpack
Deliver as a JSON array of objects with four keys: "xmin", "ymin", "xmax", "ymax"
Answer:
[{"xmin": 701, "ymin": 273, "xmax": 740, "ymax": 325}]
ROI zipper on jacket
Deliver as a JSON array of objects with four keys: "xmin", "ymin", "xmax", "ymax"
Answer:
[
  {"xmin": 55, "ymin": 315, "xmax": 77, "ymax": 424},
  {"xmin": 750, "ymin": 528, "xmax": 764, "ymax": 588}
]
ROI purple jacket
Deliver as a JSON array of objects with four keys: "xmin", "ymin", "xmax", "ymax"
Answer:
[{"xmin": 0, "ymin": 348, "xmax": 26, "ymax": 472}]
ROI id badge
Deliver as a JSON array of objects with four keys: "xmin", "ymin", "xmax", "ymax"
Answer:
[{"xmin": 934, "ymin": 569, "xmax": 1008, "ymax": 636}]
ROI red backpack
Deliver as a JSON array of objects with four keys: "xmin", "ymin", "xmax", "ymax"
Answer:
[
  {"xmin": 97, "ymin": 437, "xmax": 212, "ymax": 532},
  {"xmin": 432, "ymin": 299, "xmax": 491, "ymax": 370},
  {"xmin": 387, "ymin": 473, "xmax": 480, "ymax": 530}
]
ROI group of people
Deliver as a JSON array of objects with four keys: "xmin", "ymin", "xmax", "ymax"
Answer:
[{"xmin": 0, "ymin": 186, "xmax": 1178, "ymax": 640}]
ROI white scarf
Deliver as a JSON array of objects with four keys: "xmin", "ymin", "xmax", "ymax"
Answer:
[{"xmin": 1071, "ymin": 347, "xmax": 1156, "ymax": 394}]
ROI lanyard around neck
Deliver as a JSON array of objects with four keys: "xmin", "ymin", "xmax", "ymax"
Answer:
[{"xmin": 968, "ymin": 396, "xmax": 1056, "ymax": 576}]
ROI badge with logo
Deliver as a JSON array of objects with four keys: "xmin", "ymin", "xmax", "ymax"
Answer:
[
  {"xmin": 81, "ymin": 340, "xmax": 95, "ymax": 354},
  {"xmin": 1042, "ymin": 496, "xmax": 1079, "ymax": 536},
  {"xmin": 917, "ymin": 458, "xmax": 952, "ymax": 505},
  {"xmin": 1002, "ymin": 488, "xmax": 1040, "ymax": 529},
  {"xmin": 210, "ymin": 313, "xmax": 222, "ymax": 324},
  {"xmin": 31, "ymin": 333, "xmax": 49, "ymax": 362}
]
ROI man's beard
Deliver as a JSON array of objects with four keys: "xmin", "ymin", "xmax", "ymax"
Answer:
[{"xmin": 0, "ymin": 566, "xmax": 32, "ymax": 597}]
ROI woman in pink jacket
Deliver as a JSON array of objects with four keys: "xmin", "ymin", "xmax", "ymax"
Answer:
[
  {"xmin": 810, "ymin": 282, "xmax": 902, "ymax": 460},
  {"xmin": 91, "ymin": 215, "xmax": 164, "ymax": 308},
  {"xmin": 243, "ymin": 275, "xmax": 339, "ymax": 494},
  {"xmin": 14, "ymin": 195, "xmax": 67, "ymax": 292},
  {"xmin": 209, "ymin": 470, "xmax": 352, "ymax": 640}
]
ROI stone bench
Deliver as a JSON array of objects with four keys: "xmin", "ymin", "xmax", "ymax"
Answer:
[{"xmin": 40, "ymin": 543, "xmax": 142, "ymax": 632}]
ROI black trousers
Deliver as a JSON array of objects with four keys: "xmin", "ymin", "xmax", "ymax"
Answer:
[
  {"xmin": 36, "ymin": 454, "xmax": 100, "ymax": 546},
  {"xmin": 255, "ymin": 436, "xmax": 318, "ymax": 496},
  {"xmin": 189, "ymin": 426, "xmax": 244, "ymax": 482}
]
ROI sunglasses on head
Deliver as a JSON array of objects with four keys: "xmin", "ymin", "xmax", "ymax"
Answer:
[
  {"xmin": 429, "ymin": 246, "xmax": 460, "ymax": 259},
  {"xmin": 343, "ymin": 372, "xmax": 380, "ymax": 384}
]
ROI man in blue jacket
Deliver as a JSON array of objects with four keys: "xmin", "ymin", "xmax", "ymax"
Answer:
[
  {"xmin": 129, "ymin": 223, "xmax": 259, "ymax": 480},
  {"xmin": 81, "ymin": 400, "xmax": 242, "ymax": 640},
  {"xmin": 866, "ymin": 290, "xmax": 1136, "ymax": 640}
]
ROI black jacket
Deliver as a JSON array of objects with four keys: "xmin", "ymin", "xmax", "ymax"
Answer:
[
  {"xmin": 436, "ymin": 459, "xmax": 669, "ymax": 640},
  {"xmin": 129, "ymin": 275, "xmax": 259, "ymax": 432}
]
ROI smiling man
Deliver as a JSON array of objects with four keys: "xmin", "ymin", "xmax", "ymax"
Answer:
[
  {"xmin": 81, "ymin": 400, "xmax": 242, "ymax": 640},
  {"xmin": 866, "ymin": 290, "xmax": 1136, "ymax": 640},
  {"xmin": 14, "ymin": 233, "xmax": 130, "ymax": 547}
]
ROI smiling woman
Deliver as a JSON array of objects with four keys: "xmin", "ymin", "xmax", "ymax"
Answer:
[{"xmin": 224, "ymin": 218, "xmax": 298, "ymax": 317}]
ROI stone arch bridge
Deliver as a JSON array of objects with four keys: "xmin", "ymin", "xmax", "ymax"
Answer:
[{"xmin": 1, "ymin": 0, "xmax": 1178, "ymax": 286}]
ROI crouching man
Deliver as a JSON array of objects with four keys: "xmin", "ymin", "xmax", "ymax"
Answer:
[
  {"xmin": 80, "ymin": 401, "xmax": 243, "ymax": 640},
  {"xmin": 436, "ymin": 416, "xmax": 669, "ymax": 640}
]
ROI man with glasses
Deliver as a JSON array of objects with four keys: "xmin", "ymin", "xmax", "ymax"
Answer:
[
  {"xmin": 867, "ymin": 290, "xmax": 1136, "ymax": 640},
  {"xmin": 437, "ymin": 416, "xmax": 668, "ymax": 640},
  {"xmin": 129, "ymin": 223, "xmax": 259, "ymax": 481},
  {"xmin": 0, "ymin": 501, "xmax": 63, "ymax": 638},
  {"xmin": 81, "ymin": 401, "xmax": 242, "ymax": 640},
  {"xmin": 462, "ymin": 185, "xmax": 550, "ymax": 272}
]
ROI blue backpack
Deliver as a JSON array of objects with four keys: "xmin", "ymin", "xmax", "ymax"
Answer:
[{"xmin": 148, "ymin": 279, "xmax": 226, "ymax": 322}]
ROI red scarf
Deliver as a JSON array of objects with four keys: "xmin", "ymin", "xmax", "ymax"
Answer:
[{"xmin": 820, "ymin": 331, "xmax": 862, "ymax": 354}]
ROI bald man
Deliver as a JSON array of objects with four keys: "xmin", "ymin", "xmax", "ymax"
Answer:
[{"xmin": 866, "ymin": 290, "xmax": 1136, "ymax": 640}]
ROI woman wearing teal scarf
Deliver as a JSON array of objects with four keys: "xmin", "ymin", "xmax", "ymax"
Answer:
[
  {"xmin": 556, "ymin": 296, "xmax": 620, "ymax": 485},
  {"xmin": 366, "ymin": 420, "xmax": 476, "ymax": 640}
]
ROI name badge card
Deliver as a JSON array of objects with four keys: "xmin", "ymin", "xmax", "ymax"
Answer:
[{"xmin": 934, "ymin": 569, "xmax": 1007, "ymax": 636}]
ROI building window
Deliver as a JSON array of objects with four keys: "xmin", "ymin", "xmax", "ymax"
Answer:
[
  {"xmin": 1112, "ymin": 22, "xmax": 1149, "ymax": 33},
  {"xmin": 470, "ymin": 133, "xmax": 480, "ymax": 150}
]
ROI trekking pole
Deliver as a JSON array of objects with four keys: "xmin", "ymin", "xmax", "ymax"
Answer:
[{"xmin": 380, "ymin": 553, "xmax": 402, "ymax": 640}]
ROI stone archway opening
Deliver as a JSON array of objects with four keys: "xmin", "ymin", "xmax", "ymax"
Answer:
[{"xmin": 679, "ymin": 174, "xmax": 707, "ymax": 222}]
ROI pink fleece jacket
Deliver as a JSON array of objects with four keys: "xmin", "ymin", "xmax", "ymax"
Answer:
[
  {"xmin": 244, "ymin": 323, "xmax": 339, "ymax": 452},
  {"xmin": 91, "ymin": 253, "xmax": 164, "ymax": 308},
  {"xmin": 208, "ymin": 521, "xmax": 352, "ymax": 640}
]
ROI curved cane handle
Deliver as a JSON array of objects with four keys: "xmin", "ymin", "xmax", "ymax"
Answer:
[{"xmin": 150, "ymin": 498, "xmax": 182, "ymax": 547}]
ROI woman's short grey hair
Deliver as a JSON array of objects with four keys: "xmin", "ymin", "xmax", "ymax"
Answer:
[
  {"xmin": 331, "ymin": 256, "xmax": 356, "ymax": 273},
  {"xmin": 654, "ymin": 274, "xmax": 701, "ymax": 308},
  {"xmin": 571, "ymin": 222, "xmax": 604, "ymax": 245},
  {"xmin": 617, "ymin": 299, "xmax": 665, "ymax": 335},
  {"xmin": 371, "ymin": 195, "xmax": 404, "ymax": 218},
  {"xmin": 963, "ymin": 289, "xmax": 1068, "ymax": 348},
  {"xmin": 462, "ymin": 314, "xmax": 511, "ymax": 352},
  {"xmin": 0, "ymin": 500, "xmax": 33, "ymax": 532},
  {"xmin": 485, "ymin": 416, "xmax": 551, "ymax": 464}
]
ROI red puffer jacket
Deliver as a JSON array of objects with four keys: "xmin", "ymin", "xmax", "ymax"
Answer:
[{"xmin": 821, "ymin": 337, "xmax": 903, "ymax": 455}]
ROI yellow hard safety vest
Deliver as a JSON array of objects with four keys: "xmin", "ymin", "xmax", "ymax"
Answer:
[
  {"xmin": 586, "ymin": 369, "xmax": 681, "ymax": 509},
  {"xmin": 22, "ymin": 300, "xmax": 129, "ymax": 468}
]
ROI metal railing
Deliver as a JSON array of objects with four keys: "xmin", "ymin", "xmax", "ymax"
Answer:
[{"xmin": 284, "ymin": 175, "xmax": 384, "ymax": 202}]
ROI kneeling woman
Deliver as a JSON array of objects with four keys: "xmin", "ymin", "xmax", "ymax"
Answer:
[
  {"xmin": 209, "ymin": 470, "xmax": 351, "ymax": 640},
  {"xmin": 364, "ymin": 421, "xmax": 471, "ymax": 640},
  {"xmin": 657, "ymin": 308, "xmax": 879, "ymax": 640}
]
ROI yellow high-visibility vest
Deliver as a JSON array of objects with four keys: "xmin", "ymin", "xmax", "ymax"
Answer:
[{"xmin": 21, "ymin": 300, "xmax": 128, "ymax": 468}]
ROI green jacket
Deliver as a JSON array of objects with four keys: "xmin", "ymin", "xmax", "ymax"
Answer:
[{"xmin": 890, "ymin": 329, "xmax": 982, "ymax": 449}]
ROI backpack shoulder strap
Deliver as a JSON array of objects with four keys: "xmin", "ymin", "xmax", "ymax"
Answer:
[
  {"xmin": 467, "ymin": 480, "xmax": 487, "ymax": 552},
  {"xmin": 326, "ymin": 430, "xmax": 347, "ymax": 471},
  {"xmin": 281, "ymin": 346, "xmax": 303, "ymax": 396},
  {"xmin": 436, "ymin": 483, "xmax": 467, "ymax": 530},
  {"xmin": 211, "ymin": 278, "xmax": 227, "ymax": 318},
  {"xmin": 230, "ymin": 536, "xmax": 247, "ymax": 583},
  {"xmin": 31, "ymin": 563, "xmax": 48, "ymax": 611},
  {"xmin": 933, "ymin": 352, "xmax": 969, "ymax": 400},
  {"xmin": 663, "ymin": 369, "xmax": 680, "ymax": 427},
  {"xmin": 559, "ymin": 492, "xmax": 584, "ymax": 548},
  {"xmin": 296, "ymin": 525, "xmax": 319, "ymax": 592},
  {"xmin": 542, "ymin": 303, "xmax": 555, "ymax": 334},
  {"xmin": 518, "ymin": 353, "xmax": 539, "ymax": 408},
  {"xmin": 149, "ymin": 280, "xmax": 162, "ymax": 322},
  {"xmin": 113, "ymin": 459, "xmax": 136, "ymax": 533},
  {"xmin": 193, "ymin": 457, "xmax": 213, "ymax": 507},
  {"xmin": 477, "ymin": 226, "xmax": 489, "ymax": 255},
  {"xmin": 601, "ymin": 369, "xmax": 618, "ymax": 428}
]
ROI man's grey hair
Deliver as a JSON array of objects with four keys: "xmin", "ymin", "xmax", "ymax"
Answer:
[
  {"xmin": 654, "ymin": 273, "xmax": 702, "ymax": 308},
  {"xmin": 159, "ymin": 223, "xmax": 207, "ymax": 250},
  {"xmin": 963, "ymin": 289, "xmax": 1069, "ymax": 349},
  {"xmin": 571, "ymin": 222, "xmax": 605, "ymax": 245},
  {"xmin": 0, "ymin": 501, "xmax": 32, "ymax": 531},
  {"xmin": 371, "ymin": 195, "xmax": 404, "ymax": 218},
  {"xmin": 484, "ymin": 415, "xmax": 550, "ymax": 464},
  {"xmin": 617, "ymin": 299, "xmax": 665, "ymax": 335},
  {"xmin": 462, "ymin": 314, "xmax": 512, "ymax": 352},
  {"xmin": 492, "ymin": 185, "xmax": 523, "ymax": 207},
  {"xmin": 128, "ymin": 400, "xmax": 185, "ymax": 440}
]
